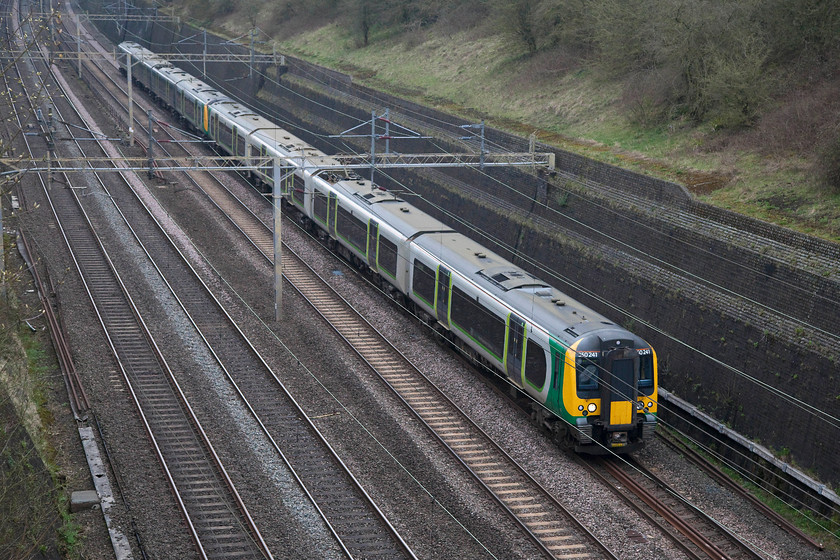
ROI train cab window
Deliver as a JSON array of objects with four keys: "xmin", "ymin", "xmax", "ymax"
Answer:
[
  {"xmin": 639, "ymin": 352, "xmax": 654, "ymax": 394},
  {"xmin": 412, "ymin": 259, "xmax": 436, "ymax": 307},
  {"xmin": 336, "ymin": 205, "xmax": 367, "ymax": 253},
  {"xmin": 450, "ymin": 285, "xmax": 505, "ymax": 361},
  {"xmin": 576, "ymin": 356, "xmax": 600, "ymax": 398},
  {"xmin": 524, "ymin": 339, "xmax": 547, "ymax": 389},
  {"xmin": 378, "ymin": 236, "xmax": 398, "ymax": 279},
  {"xmin": 313, "ymin": 190, "xmax": 328, "ymax": 224},
  {"xmin": 612, "ymin": 359, "xmax": 636, "ymax": 401}
]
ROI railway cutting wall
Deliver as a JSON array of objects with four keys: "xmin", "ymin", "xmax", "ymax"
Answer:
[{"xmin": 106, "ymin": 18, "xmax": 840, "ymax": 487}]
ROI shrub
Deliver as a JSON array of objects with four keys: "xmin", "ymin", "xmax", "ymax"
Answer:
[{"xmin": 815, "ymin": 134, "xmax": 840, "ymax": 194}]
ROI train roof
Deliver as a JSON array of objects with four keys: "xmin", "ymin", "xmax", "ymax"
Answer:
[
  {"xmin": 120, "ymin": 42, "xmax": 167, "ymax": 66},
  {"xmin": 117, "ymin": 42, "xmax": 644, "ymax": 348},
  {"xmin": 252, "ymin": 128, "xmax": 328, "ymax": 162},
  {"xmin": 119, "ymin": 42, "xmax": 329, "ymax": 164},
  {"xmin": 327, "ymin": 177, "xmax": 454, "ymax": 238},
  {"xmin": 324, "ymin": 177, "xmax": 626, "ymax": 343},
  {"xmin": 413, "ymin": 231, "xmax": 623, "ymax": 342}
]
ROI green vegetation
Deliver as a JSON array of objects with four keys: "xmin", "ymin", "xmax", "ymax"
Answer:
[
  {"xmin": 0, "ymin": 256, "xmax": 73, "ymax": 558},
  {"xmin": 170, "ymin": 0, "xmax": 840, "ymax": 242}
]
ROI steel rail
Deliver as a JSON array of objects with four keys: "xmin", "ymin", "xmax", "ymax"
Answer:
[
  {"xmin": 593, "ymin": 455, "xmax": 766, "ymax": 560},
  {"xmin": 656, "ymin": 428, "xmax": 825, "ymax": 550},
  {"xmin": 0, "ymin": 4, "xmax": 90, "ymax": 420}
]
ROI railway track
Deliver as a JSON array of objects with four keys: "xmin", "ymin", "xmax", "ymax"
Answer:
[
  {"xmin": 38, "ymin": 12, "xmax": 419, "ymax": 559},
  {"xmin": 26, "ymin": 6, "xmax": 832, "ymax": 559},
  {"xmin": 4, "ymin": 3, "xmax": 272, "ymax": 558},
  {"xmin": 578, "ymin": 454, "xmax": 766, "ymax": 560},
  {"xmin": 281, "ymin": 251, "xmax": 614, "ymax": 559},
  {"xmin": 149, "ymin": 68, "xmax": 823, "ymax": 559},
  {"xmin": 656, "ymin": 428, "xmax": 826, "ymax": 551}
]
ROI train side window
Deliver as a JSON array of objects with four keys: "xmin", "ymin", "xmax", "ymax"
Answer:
[
  {"xmin": 291, "ymin": 174, "xmax": 305, "ymax": 205},
  {"xmin": 219, "ymin": 122, "xmax": 232, "ymax": 150},
  {"xmin": 576, "ymin": 356, "xmax": 600, "ymax": 397},
  {"xmin": 336, "ymin": 205, "xmax": 367, "ymax": 253},
  {"xmin": 261, "ymin": 146, "xmax": 273, "ymax": 179},
  {"xmin": 378, "ymin": 235, "xmax": 398, "ymax": 279},
  {"xmin": 412, "ymin": 259, "xmax": 436, "ymax": 307},
  {"xmin": 234, "ymin": 128, "xmax": 245, "ymax": 156},
  {"xmin": 450, "ymin": 285, "xmax": 504, "ymax": 361},
  {"xmin": 313, "ymin": 190, "xmax": 328, "ymax": 224},
  {"xmin": 524, "ymin": 339, "xmax": 547, "ymax": 389}
]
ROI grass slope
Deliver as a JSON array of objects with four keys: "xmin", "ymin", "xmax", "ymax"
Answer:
[{"xmin": 273, "ymin": 21, "xmax": 840, "ymax": 243}]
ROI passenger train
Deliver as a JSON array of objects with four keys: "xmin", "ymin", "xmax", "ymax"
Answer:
[{"xmin": 118, "ymin": 41, "xmax": 657, "ymax": 452}]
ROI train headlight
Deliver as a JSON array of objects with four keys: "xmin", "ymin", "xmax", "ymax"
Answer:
[
  {"xmin": 587, "ymin": 403, "xmax": 597, "ymax": 413},
  {"xmin": 636, "ymin": 401, "xmax": 644, "ymax": 410},
  {"xmin": 647, "ymin": 401, "xmax": 654, "ymax": 409},
  {"xmin": 578, "ymin": 405, "xmax": 584, "ymax": 411}
]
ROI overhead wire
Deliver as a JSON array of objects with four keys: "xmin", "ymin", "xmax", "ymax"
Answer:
[
  {"xmin": 125, "ymin": 13, "xmax": 840, "ymax": 539},
  {"xmin": 263, "ymin": 169, "xmax": 833, "ymax": 549},
  {"xmin": 655, "ymin": 415, "xmax": 840, "ymax": 531},
  {"xmin": 205, "ymin": 36, "xmax": 840, "ymax": 322},
  {"xmin": 359, "ymin": 159, "xmax": 840, "ymax": 427},
  {"xmin": 208, "ymin": 29, "xmax": 840, "ymax": 317}
]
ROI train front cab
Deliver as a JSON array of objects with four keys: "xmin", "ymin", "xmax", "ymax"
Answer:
[{"xmin": 557, "ymin": 334, "xmax": 657, "ymax": 453}]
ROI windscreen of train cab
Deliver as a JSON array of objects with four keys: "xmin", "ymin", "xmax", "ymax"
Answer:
[{"xmin": 612, "ymin": 359, "xmax": 635, "ymax": 401}]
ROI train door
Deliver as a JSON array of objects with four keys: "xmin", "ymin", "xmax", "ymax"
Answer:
[
  {"xmin": 436, "ymin": 267, "xmax": 450, "ymax": 326},
  {"xmin": 601, "ymin": 345, "xmax": 639, "ymax": 433},
  {"xmin": 506, "ymin": 315, "xmax": 525, "ymax": 386},
  {"xmin": 367, "ymin": 221, "xmax": 379, "ymax": 269},
  {"xmin": 548, "ymin": 341, "xmax": 567, "ymax": 413},
  {"xmin": 328, "ymin": 193, "xmax": 338, "ymax": 237}
]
